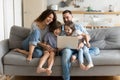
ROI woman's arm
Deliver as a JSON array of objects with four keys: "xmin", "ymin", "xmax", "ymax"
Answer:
[{"xmin": 38, "ymin": 42, "xmax": 56, "ymax": 52}]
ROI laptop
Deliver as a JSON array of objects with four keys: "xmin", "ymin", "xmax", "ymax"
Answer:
[{"xmin": 57, "ymin": 36, "xmax": 78, "ymax": 49}]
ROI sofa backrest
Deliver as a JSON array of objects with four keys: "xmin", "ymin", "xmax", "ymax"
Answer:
[
  {"xmin": 9, "ymin": 25, "xmax": 30, "ymax": 49},
  {"xmin": 88, "ymin": 27, "xmax": 120, "ymax": 49},
  {"xmin": 9, "ymin": 26, "xmax": 120, "ymax": 50}
]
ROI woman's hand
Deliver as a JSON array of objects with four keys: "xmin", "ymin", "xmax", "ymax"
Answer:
[
  {"xmin": 45, "ymin": 45, "xmax": 54, "ymax": 51},
  {"xmin": 38, "ymin": 42, "xmax": 46, "ymax": 48},
  {"xmin": 38, "ymin": 42, "xmax": 57, "ymax": 52}
]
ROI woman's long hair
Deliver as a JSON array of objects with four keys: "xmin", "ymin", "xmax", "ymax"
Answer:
[{"xmin": 35, "ymin": 9, "xmax": 57, "ymax": 27}]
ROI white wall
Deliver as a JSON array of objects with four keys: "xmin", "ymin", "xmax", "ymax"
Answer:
[
  {"xmin": 14, "ymin": 0, "xmax": 22, "ymax": 26},
  {"xmin": 4, "ymin": 0, "xmax": 14, "ymax": 39},
  {"xmin": 82, "ymin": 0, "xmax": 120, "ymax": 12},
  {"xmin": 47, "ymin": 0, "xmax": 120, "ymax": 12},
  {"xmin": 0, "ymin": 0, "xmax": 22, "ymax": 41},
  {"xmin": 0, "ymin": 0, "xmax": 4, "ymax": 41},
  {"xmin": 48, "ymin": 0, "xmax": 120, "ymax": 26}
]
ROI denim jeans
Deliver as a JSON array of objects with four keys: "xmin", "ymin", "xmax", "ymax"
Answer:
[
  {"xmin": 89, "ymin": 47, "xmax": 100, "ymax": 56},
  {"xmin": 60, "ymin": 47, "xmax": 100, "ymax": 80},
  {"xmin": 78, "ymin": 46, "xmax": 93, "ymax": 64},
  {"xmin": 22, "ymin": 29, "xmax": 43, "ymax": 58}
]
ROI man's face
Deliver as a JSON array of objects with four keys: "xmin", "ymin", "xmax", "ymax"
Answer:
[{"xmin": 63, "ymin": 13, "xmax": 73, "ymax": 23}]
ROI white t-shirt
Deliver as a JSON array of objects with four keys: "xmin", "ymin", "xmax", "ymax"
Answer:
[{"xmin": 72, "ymin": 30, "xmax": 83, "ymax": 39}]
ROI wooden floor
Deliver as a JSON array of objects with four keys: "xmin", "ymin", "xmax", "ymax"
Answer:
[
  {"xmin": 1, "ymin": 75, "xmax": 120, "ymax": 80},
  {"xmin": 12, "ymin": 76, "xmax": 120, "ymax": 80}
]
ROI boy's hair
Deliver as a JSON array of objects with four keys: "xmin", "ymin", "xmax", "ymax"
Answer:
[
  {"xmin": 49, "ymin": 21, "xmax": 62, "ymax": 32},
  {"xmin": 64, "ymin": 21, "xmax": 75, "ymax": 31}
]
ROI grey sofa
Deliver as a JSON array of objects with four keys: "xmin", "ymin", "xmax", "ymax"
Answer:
[{"xmin": 1, "ymin": 25, "xmax": 120, "ymax": 77}]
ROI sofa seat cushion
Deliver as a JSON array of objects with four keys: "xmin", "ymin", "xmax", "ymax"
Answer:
[
  {"xmin": 92, "ymin": 50, "xmax": 120, "ymax": 65},
  {"xmin": 4, "ymin": 50, "xmax": 120, "ymax": 66},
  {"xmin": 73, "ymin": 50, "xmax": 120, "ymax": 66},
  {"xmin": 4, "ymin": 50, "xmax": 120, "ymax": 67},
  {"xmin": 3, "ymin": 50, "xmax": 61, "ymax": 66}
]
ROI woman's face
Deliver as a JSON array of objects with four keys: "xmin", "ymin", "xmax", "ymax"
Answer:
[
  {"xmin": 44, "ymin": 14, "xmax": 54, "ymax": 25},
  {"xmin": 54, "ymin": 28, "xmax": 61, "ymax": 36},
  {"xmin": 64, "ymin": 26, "xmax": 73, "ymax": 36}
]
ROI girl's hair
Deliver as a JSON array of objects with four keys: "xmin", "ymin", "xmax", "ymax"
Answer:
[
  {"xmin": 64, "ymin": 21, "xmax": 75, "ymax": 31},
  {"xmin": 49, "ymin": 21, "xmax": 62, "ymax": 33},
  {"xmin": 35, "ymin": 9, "xmax": 57, "ymax": 26}
]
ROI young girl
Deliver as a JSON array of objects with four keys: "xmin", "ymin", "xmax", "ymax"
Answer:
[
  {"xmin": 64, "ymin": 21, "xmax": 93, "ymax": 70},
  {"xmin": 36, "ymin": 21, "xmax": 62, "ymax": 75},
  {"xmin": 14, "ymin": 9, "xmax": 57, "ymax": 62}
]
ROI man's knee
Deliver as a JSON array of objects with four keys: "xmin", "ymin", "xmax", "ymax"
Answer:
[{"xmin": 62, "ymin": 48, "xmax": 71, "ymax": 54}]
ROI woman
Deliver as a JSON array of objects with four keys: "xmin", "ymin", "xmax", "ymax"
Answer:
[{"xmin": 14, "ymin": 9, "xmax": 57, "ymax": 62}]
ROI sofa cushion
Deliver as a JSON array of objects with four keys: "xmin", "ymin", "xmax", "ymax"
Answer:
[
  {"xmin": 88, "ymin": 27, "xmax": 120, "ymax": 49},
  {"xmin": 72, "ymin": 50, "xmax": 120, "ymax": 66},
  {"xmin": 3, "ymin": 50, "xmax": 120, "ymax": 66},
  {"xmin": 3, "ymin": 50, "xmax": 61, "ymax": 66},
  {"xmin": 9, "ymin": 26, "xmax": 30, "ymax": 49}
]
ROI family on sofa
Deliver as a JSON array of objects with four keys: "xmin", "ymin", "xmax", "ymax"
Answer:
[{"xmin": 13, "ymin": 9, "xmax": 100, "ymax": 80}]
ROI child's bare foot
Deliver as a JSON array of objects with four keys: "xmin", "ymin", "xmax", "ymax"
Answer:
[
  {"xmin": 85, "ymin": 63, "xmax": 94, "ymax": 70},
  {"xmin": 26, "ymin": 57, "xmax": 32, "ymax": 62},
  {"xmin": 71, "ymin": 55, "xmax": 77, "ymax": 63},
  {"xmin": 46, "ymin": 68, "xmax": 52, "ymax": 76},
  {"xmin": 36, "ymin": 67, "xmax": 46, "ymax": 73},
  {"xmin": 80, "ymin": 63, "xmax": 86, "ymax": 70},
  {"xmin": 26, "ymin": 55, "xmax": 32, "ymax": 62}
]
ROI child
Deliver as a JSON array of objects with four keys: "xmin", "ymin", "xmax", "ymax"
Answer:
[
  {"xmin": 64, "ymin": 21, "xmax": 93, "ymax": 70},
  {"xmin": 36, "ymin": 21, "xmax": 62, "ymax": 75}
]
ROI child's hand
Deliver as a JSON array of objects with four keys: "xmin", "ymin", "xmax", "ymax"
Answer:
[
  {"xmin": 77, "ymin": 35, "xmax": 83, "ymax": 39},
  {"xmin": 57, "ymin": 48, "xmax": 63, "ymax": 51},
  {"xmin": 77, "ymin": 42, "xmax": 84, "ymax": 50},
  {"xmin": 86, "ymin": 42, "xmax": 91, "ymax": 48}
]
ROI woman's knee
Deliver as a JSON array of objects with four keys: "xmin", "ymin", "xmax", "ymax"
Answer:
[{"xmin": 33, "ymin": 49, "xmax": 43, "ymax": 58}]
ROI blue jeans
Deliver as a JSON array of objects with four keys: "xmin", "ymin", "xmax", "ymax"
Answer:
[
  {"xmin": 22, "ymin": 29, "xmax": 43, "ymax": 58},
  {"xmin": 89, "ymin": 47, "xmax": 100, "ymax": 56},
  {"xmin": 78, "ymin": 46, "xmax": 92, "ymax": 64},
  {"xmin": 60, "ymin": 47, "xmax": 100, "ymax": 80}
]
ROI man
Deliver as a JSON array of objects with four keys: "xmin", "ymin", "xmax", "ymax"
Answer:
[{"xmin": 60, "ymin": 10, "xmax": 100, "ymax": 80}]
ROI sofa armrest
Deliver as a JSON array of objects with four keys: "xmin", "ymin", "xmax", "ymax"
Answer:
[{"xmin": 0, "ymin": 39, "xmax": 9, "ymax": 74}]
